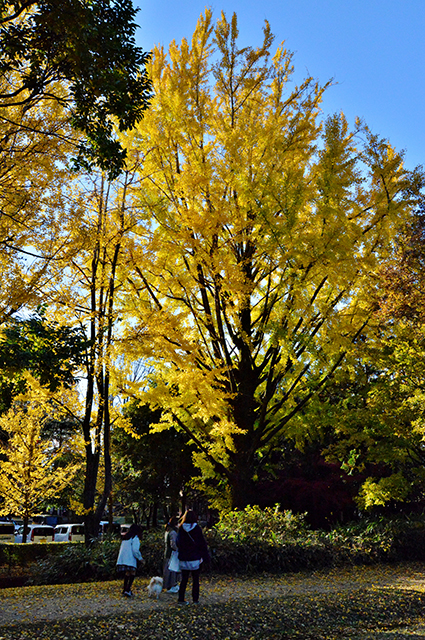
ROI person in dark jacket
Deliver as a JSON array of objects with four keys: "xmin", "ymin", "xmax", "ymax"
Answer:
[{"xmin": 176, "ymin": 509, "xmax": 210, "ymax": 604}]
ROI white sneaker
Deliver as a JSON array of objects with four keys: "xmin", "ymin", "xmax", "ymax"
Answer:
[{"xmin": 168, "ymin": 585, "xmax": 180, "ymax": 593}]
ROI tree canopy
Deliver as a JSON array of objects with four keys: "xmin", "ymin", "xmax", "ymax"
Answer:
[
  {"xmin": 121, "ymin": 10, "xmax": 424, "ymax": 508},
  {"xmin": 0, "ymin": 0, "xmax": 152, "ymax": 177},
  {"xmin": 1, "ymin": 7, "xmax": 424, "ymax": 522},
  {"xmin": 0, "ymin": 376, "xmax": 81, "ymax": 539}
]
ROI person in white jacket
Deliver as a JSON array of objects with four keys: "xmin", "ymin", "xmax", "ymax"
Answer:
[{"xmin": 116, "ymin": 524, "xmax": 143, "ymax": 597}]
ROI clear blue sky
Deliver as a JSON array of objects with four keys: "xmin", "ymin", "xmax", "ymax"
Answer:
[{"xmin": 134, "ymin": 1, "xmax": 424, "ymax": 171}]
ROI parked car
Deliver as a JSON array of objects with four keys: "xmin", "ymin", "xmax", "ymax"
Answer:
[
  {"xmin": 15, "ymin": 525, "xmax": 55, "ymax": 543},
  {"xmin": 98, "ymin": 521, "xmax": 121, "ymax": 539},
  {"xmin": 0, "ymin": 521, "xmax": 15, "ymax": 543},
  {"xmin": 54, "ymin": 523, "xmax": 85, "ymax": 543},
  {"xmin": 12, "ymin": 518, "xmax": 23, "ymax": 533}
]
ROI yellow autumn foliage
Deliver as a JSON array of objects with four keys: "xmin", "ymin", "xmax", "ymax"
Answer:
[
  {"xmin": 118, "ymin": 10, "xmax": 421, "ymax": 507},
  {"xmin": 0, "ymin": 375, "xmax": 81, "ymax": 522}
]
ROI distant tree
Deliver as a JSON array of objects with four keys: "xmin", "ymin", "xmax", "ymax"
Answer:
[
  {"xmin": 0, "ymin": 376, "xmax": 81, "ymax": 540},
  {"xmin": 113, "ymin": 402, "xmax": 196, "ymax": 525}
]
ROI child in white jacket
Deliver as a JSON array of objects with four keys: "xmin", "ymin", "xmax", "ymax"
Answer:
[{"xmin": 116, "ymin": 524, "xmax": 143, "ymax": 596}]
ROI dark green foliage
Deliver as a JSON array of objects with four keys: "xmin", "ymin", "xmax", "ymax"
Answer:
[
  {"xmin": 0, "ymin": 312, "xmax": 88, "ymax": 413},
  {"xmin": 206, "ymin": 509, "xmax": 425, "ymax": 573},
  {"xmin": 0, "ymin": 0, "xmax": 152, "ymax": 177},
  {"xmin": 206, "ymin": 531, "xmax": 334, "ymax": 574},
  {"xmin": 0, "ymin": 313, "xmax": 87, "ymax": 389},
  {"xmin": 113, "ymin": 402, "xmax": 196, "ymax": 517},
  {"xmin": 0, "ymin": 541, "xmax": 56, "ymax": 569},
  {"xmin": 7, "ymin": 513, "xmax": 425, "ymax": 586}
]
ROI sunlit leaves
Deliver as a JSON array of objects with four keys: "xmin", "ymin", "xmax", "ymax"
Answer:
[
  {"xmin": 121, "ymin": 10, "xmax": 422, "ymax": 506},
  {"xmin": 0, "ymin": 374, "xmax": 81, "ymax": 524}
]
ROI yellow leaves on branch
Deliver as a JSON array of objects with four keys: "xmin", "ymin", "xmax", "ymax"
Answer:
[
  {"xmin": 0, "ymin": 375, "xmax": 81, "ymax": 518},
  {"xmin": 0, "ymin": 86, "xmax": 75, "ymax": 321},
  {"xmin": 118, "ymin": 9, "xmax": 423, "ymax": 500},
  {"xmin": 357, "ymin": 474, "xmax": 411, "ymax": 510}
]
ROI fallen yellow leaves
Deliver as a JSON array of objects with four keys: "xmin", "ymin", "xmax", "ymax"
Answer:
[{"xmin": 1, "ymin": 563, "xmax": 425, "ymax": 638}]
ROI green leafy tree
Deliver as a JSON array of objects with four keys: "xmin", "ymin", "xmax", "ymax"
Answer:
[
  {"xmin": 0, "ymin": 311, "xmax": 88, "ymax": 412},
  {"xmin": 0, "ymin": 0, "xmax": 152, "ymax": 177}
]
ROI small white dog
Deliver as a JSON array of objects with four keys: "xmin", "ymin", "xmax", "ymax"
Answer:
[{"xmin": 147, "ymin": 576, "xmax": 163, "ymax": 599}]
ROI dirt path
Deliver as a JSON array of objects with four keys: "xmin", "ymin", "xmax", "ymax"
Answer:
[{"xmin": 2, "ymin": 562, "xmax": 425, "ymax": 628}]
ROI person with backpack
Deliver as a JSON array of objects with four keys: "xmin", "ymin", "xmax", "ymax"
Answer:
[{"xmin": 176, "ymin": 510, "xmax": 210, "ymax": 605}]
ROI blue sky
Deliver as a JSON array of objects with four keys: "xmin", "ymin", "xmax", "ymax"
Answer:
[{"xmin": 134, "ymin": 1, "xmax": 424, "ymax": 171}]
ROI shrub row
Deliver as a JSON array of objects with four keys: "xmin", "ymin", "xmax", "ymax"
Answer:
[{"xmin": 2, "ymin": 509, "xmax": 425, "ymax": 586}]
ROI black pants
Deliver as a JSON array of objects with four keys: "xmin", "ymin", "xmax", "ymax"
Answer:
[{"xmin": 178, "ymin": 568, "xmax": 200, "ymax": 603}]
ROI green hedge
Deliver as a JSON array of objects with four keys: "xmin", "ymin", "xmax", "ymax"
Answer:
[
  {"xmin": 0, "ymin": 530, "xmax": 167, "ymax": 586},
  {"xmin": 3, "ymin": 509, "xmax": 425, "ymax": 586},
  {"xmin": 0, "ymin": 541, "xmax": 64, "ymax": 568}
]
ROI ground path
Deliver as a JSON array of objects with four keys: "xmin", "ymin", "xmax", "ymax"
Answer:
[{"xmin": 2, "ymin": 561, "xmax": 425, "ymax": 630}]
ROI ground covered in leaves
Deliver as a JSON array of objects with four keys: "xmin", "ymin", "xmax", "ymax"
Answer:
[{"xmin": 2, "ymin": 563, "xmax": 425, "ymax": 639}]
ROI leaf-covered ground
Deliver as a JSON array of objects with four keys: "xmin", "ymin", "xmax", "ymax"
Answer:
[{"xmin": 2, "ymin": 563, "xmax": 425, "ymax": 639}]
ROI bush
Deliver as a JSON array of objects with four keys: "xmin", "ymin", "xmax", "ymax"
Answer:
[
  {"xmin": 215, "ymin": 505, "xmax": 309, "ymax": 544},
  {"xmin": 27, "ymin": 529, "xmax": 165, "ymax": 586},
  {"xmin": 6, "ymin": 510, "xmax": 425, "ymax": 586},
  {"xmin": 205, "ymin": 529, "xmax": 333, "ymax": 574},
  {"xmin": 206, "ymin": 505, "xmax": 329, "ymax": 574},
  {"xmin": 0, "ymin": 542, "xmax": 59, "ymax": 568},
  {"xmin": 28, "ymin": 540, "xmax": 120, "ymax": 585},
  {"xmin": 205, "ymin": 507, "xmax": 425, "ymax": 574}
]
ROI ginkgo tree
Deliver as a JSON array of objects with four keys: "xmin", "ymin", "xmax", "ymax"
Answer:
[
  {"xmin": 0, "ymin": 0, "xmax": 152, "ymax": 325},
  {"xmin": 0, "ymin": 375, "xmax": 81, "ymax": 541},
  {"xmin": 122, "ymin": 10, "xmax": 424, "ymax": 508},
  {"xmin": 38, "ymin": 166, "xmax": 145, "ymax": 541},
  {"xmin": 0, "ymin": 96, "xmax": 73, "ymax": 324}
]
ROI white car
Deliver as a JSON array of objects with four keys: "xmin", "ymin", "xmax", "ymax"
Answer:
[
  {"xmin": 54, "ymin": 523, "xmax": 85, "ymax": 542},
  {"xmin": 15, "ymin": 524, "xmax": 55, "ymax": 543}
]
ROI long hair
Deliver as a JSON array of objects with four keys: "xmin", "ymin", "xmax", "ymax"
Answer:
[
  {"xmin": 179, "ymin": 509, "xmax": 198, "ymax": 526},
  {"xmin": 122, "ymin": 523, "xmax": 142, "ymax": 540}
]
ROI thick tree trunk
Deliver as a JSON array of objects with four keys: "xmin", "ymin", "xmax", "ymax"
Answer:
[{"xmin": 229, "ymin": 468, "xmax": 255, "ymax": 509}]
